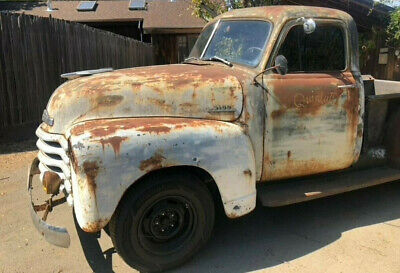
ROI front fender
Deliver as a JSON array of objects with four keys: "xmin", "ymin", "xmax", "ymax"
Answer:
[{"xmin": 67, "ymin": 118, "xmax": 256, "ymax": 232}]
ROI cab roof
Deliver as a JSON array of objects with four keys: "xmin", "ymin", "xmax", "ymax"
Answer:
[{"xmin": 212, "ymin": 5, "xmax": 354, "ymax": 25}]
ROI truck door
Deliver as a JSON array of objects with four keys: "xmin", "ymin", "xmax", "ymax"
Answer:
[{"xmin": 262, "ymin": 20, "xmax": 362, "ymax": 181}]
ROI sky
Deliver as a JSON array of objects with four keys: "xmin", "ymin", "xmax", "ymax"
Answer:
[{"xmin": 375, "ymin": 0, "xmax": 400, "ymax": 7}]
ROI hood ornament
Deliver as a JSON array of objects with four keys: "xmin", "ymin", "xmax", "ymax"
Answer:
[
  {"xmin": 61, "ymin": 67, "xmax": 114, "ymax": 80},
  {"xmin": 42, "ymin": 109, "xmax": 54, "ymax": 126}
]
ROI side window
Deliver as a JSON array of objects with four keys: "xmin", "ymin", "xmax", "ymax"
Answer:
[{"xmin": 278, "ymin": 24, "xmax": 346, "ymax": 73}]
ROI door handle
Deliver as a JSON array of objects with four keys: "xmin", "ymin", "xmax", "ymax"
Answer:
[{"xmin": 337, "ymin": 84, "xmax": 357, "ymax": 89}]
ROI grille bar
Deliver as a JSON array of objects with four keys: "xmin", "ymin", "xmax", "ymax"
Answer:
[
  {"xmin": 36, "ymin": 138, "xmax": 70, "ymax": 164},
  {"xmin": 38, "ymin": 151, "xmax": 71, "ymax": 179},
  {"xmin": 36, "ymin": 126, "xmax": 69, "ymax": 151},
  {"xmin": 36, "ymin": 125, "xmax": 71, "ymax": 180}
]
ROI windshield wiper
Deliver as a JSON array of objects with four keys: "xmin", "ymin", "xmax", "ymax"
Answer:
[{"xmin": 203, "ymin": 56, "xmax": 233, "ymax": 67}]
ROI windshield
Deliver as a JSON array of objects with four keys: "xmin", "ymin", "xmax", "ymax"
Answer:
[{"xmin": 189, "ymin": 20, "xmax": 272, "ymax": 67}]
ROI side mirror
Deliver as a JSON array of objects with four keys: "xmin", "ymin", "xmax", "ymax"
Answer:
[
  {"xmin": 297, "ymin": 17, "xmax": 316, "ymax": 34},
  {"xmin": 275, "ymin": 55, "xmax": 288, "ymax": 75},
  {"xmin": 303, "ymin": 18, "xmax": 316, "ymax": 34}
]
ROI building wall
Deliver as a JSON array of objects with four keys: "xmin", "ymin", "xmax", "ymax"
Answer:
[
  {"xmin": 152, "ymin": 34, "xmax": 199, "ymax": 64},
  {"xmin": 83, "ymin": 25, "xmax": 199, "ymax": 65},
  {"xmin": 361, "ymin": 34, "xmax": 400, "ymax": 81}
]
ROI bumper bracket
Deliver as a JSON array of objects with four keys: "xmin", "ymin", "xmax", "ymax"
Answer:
[{"xmin": 27, "ymin": 157, "xmax": 70, "ymax": 248}]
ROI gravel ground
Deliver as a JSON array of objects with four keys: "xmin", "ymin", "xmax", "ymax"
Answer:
[{"xmin": 1, "ymin": 150, "xmax": 400, "ymax": 273}]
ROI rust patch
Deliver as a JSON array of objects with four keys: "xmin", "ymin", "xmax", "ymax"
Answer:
[
  {"xmin": 71, "ymin": 118, "xmax": 230, "ymax": 138},
  {"xmin": 81, "ymin": 218, "xmax": 109, "ymax": 233},
  {"xmin": 99, "ymin": 136, "xmax": 127, "ymax": 156},
  {"xmin": 243, "ymin": 169, "xmax": 252, "ymax": 177},
  {"xmin": 226, "ymin": 211, "xmax": 241, "ymax": 218},
  {"xmin": 268, "ymin": 159, "xmax": 336, "ymax": 181},
  {"xmin": 96, "ymin": 95, "xmax": 123, "ymax": 106},
  {"xmin": 42, "ymin": 172, "xmax": 62, "ymax": 194},
  {"xmin": 139, "ymin": 151, "xmax": 166, "ymax": 172},
  {"xmin": 41, "ymin": 123, "xmax": 51, "ymax": 132},
  {"xmin": 46, "ymin": 62, "xmax": 247, "ymax": 133},
  {"xmin": 82, "ymin": 161, "xmax": 99, "ymax": 194},
  {"xmin": 343, "ymin": 81, "xmax": 360, "ymax": 143},
  {"xmin": 137, "ymin": 125, "xmax": 171, "ymax": 135},
  {"xmin": 229, "ymin": 86, "xmax": 238, "ymax": 100},
  {"xmin": 68, "ymin": 142, "xmax": 79, "ymax": 172},
  {"xmin": 271, "ymin": 109, "xmax": 286, "ymax": 119},
  {"xmin": 179, "ymin": 102, "xmax": 194, "ymax": 108},
  {"xmin": 145, "ymin": 98, "xmax": 174, "ymax": 112},
  {"xmin": 245, "ymin": 109, "xmax": 251, "ymax": 122},
  {"xmin": 269, "ymin": 74, "xmax": 345, "ymax": 117}
]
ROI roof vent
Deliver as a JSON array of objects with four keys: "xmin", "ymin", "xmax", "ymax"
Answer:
[
  {"xmin": 129, "ymin": 0, "xmax": 147, "ymax": 10},
  {"xmin": 77, "ymin": 1, "xmax": 97, "ymax": 11}
]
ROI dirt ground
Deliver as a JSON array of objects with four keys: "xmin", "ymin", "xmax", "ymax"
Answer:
[{"xmin": 1, "ymin": 150, "xmax": 400, "ymax": 273}]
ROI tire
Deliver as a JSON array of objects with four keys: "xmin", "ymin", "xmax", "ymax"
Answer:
[
  {"xmin": 108, "ymin": 172, "xmax": 215, "ymax": 272},
  {"xmin": 386, "ymin": 109, "xmax": 400, "ymax": 168}
]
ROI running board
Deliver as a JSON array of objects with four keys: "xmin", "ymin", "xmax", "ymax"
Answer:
[{"xmin": 258, "ymin": 167, "xmax": 400, "ymax": 207}]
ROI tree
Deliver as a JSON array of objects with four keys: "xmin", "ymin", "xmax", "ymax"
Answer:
[
  {"xmin": 386, "ymin": 7, "xmax": 400, "ymax": 47},
  {"xmin": 192, "ymin": 0, "xmax": 278, "ymax": 21}
]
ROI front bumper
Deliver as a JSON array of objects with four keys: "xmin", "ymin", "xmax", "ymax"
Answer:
[{"xmin": 27, "ymin": 157, "xmax": 70, "ymax": 248}]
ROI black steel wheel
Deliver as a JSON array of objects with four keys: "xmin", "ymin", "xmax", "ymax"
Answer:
[{"xmin": 109, "ymin": 172, "xmax": 215, "ymax": 272}]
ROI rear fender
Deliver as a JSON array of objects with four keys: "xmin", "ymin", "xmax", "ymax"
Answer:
[{"xmin": 67, "ymin": 118, "xmax": 256, "ymax": 232}]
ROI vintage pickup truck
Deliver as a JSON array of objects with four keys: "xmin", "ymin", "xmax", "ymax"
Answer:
[{"xmin": 28, "ymin": 5, "xmax": 400, "ymax": 272}]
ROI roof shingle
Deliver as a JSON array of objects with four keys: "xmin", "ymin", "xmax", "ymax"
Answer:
[{"xmin": 0, "ymin": 0, "xmax": 206, "ymax": 31}]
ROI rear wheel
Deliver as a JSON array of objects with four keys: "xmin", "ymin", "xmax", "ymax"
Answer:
[{"xmin": 109, "ymin": 172, "xmax": 215, "ymax": 272}]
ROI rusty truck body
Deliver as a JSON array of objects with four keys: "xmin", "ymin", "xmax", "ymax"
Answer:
[{"xmin": 28, "ymin": 6, "xmax": 400, "ymax": 272}]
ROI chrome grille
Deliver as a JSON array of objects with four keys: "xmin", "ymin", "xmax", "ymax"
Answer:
[{"xmin": 35, "ymin": 125, "xmax": 71, "ymax": 190}]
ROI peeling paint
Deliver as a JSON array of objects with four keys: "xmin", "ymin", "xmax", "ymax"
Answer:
[
  {"xmin": 82, "ymin": 161, "xmax": 99, "ymax": 195},
  {"xmin": 99, "ymin": 136, "xmax": 127, "ymax": 156},
  {"xmin": 37, "ymin": 6, "xmax": 365, "ymax": 233},
  {"xmin": 68, "ymin": 117, "xmax": 257, "ymax": 230},
  {"xmin": 45, "ymin": 64, "xmax": 244, "ymax": 134},
  {"xmin": 243, "ymin": 169, "xmax": 252, "ymax": 177},
  {"xmin": 139, "ymin": 150, "xmax": 166, "ymax": 172},
  {"xmin": 262, "ymin": 72, "xmax": 362, "ymax": 181}
]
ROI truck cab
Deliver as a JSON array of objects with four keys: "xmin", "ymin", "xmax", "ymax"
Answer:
[{"xmin": 27, "ymin": 6, "xmax": 400, "ymax": 272}]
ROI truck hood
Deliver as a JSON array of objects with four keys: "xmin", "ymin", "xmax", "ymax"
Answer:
[{"xmin": 45, "ymin": 64, "xmax": 244, "ymax": 134}]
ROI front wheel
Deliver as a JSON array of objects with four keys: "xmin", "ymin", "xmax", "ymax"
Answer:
[{"xmin": 109, "ymin": 172, "xmax": 215, "ymax": 272}]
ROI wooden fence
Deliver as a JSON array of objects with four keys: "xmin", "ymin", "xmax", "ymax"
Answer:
[
  {"xmin": 0, "ymin": 12, "xmax": 155, "ymax": 140},
  {"xmin": 362, "ymin": 48, "xmax": 400, "ymax": 82}
]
